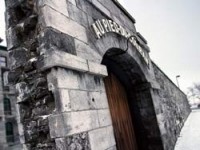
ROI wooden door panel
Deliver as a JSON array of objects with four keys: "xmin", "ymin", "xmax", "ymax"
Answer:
[{"xmin": 104, "ymin": 73, "xmax": 138, "ymax": 150}]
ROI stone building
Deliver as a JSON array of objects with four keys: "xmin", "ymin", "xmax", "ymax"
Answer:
[
  {"xmin": 0, "ymin": 45, "xmax": 20, "ymax": 150},
  {"xmin": 5, "ymin": 0, "xmax": 190, "ymax": 150}
]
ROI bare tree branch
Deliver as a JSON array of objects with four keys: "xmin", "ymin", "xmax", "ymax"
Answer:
[{"xmin": 187, "ymin": 83, "xmax": 200, "ymax": 102}]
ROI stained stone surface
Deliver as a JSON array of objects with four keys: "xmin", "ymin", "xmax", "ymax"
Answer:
[
  {"xmin": 38, "ymin": 29, "xmax": 76, "ymax": 55},
  {"xmin": 66, "ymin": 132, "xmax": 91, "ymax": 150},
  {"xmin": 5, "ymin": 0, "xmax": 56, "ymax": 149},
  {"xmin": 55, "ymin": 133, "xmax": 90, "ymax": 150}
]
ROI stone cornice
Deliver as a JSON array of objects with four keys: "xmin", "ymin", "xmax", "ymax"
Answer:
[{"xmin": 38, "ymin": 50, "xmax": 108, "ymax": 77}]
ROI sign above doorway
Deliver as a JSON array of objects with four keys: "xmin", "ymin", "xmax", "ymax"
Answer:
[{"xmin": 91, "ymin": 19, "xmax": 149, "ymax": 66}]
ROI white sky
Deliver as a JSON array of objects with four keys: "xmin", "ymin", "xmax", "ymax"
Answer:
[
  {"xmin": 118, "ymin": 0, "xmax": 200, "ymax": 93},
  {"xmin": 0, "ymin": 1, "xmax": 6, "ymax": 46},
  {"xmin": 0, "ymin": 0, "xmax": 200, "ymax": 93}
]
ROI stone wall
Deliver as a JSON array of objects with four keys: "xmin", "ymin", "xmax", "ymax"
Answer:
[
  {"xmin": 5, "ymin": 0, "xmax": 56, "ymax": 149},
  {"xmin": 152, "ymin": 62, "xmax": 191, "ymax": 150}
]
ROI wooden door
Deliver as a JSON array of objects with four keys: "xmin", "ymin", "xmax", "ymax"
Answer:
[{"xmin": 104, "ymin": 73, "xmax": 138, "ymax": 150}]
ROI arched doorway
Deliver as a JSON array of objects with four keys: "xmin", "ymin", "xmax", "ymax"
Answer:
[
  {"xmin": 104, "ymin": 72, "xmax": 138, "ymax": 150},
  {"xmin": 102, "ymin": 48, "xmax": 163, "ymax": 150}
]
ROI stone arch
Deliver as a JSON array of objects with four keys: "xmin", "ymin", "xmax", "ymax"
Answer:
[
  {"xmin": 102, "ymin": 48, "xmax": 164, "ymax": 150},
  {"xmin": 89, "ymin": 32, "xmax": 154, "ymax": 83}
]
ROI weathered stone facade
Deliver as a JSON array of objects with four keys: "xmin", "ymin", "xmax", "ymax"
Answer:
[{"xmin": 4, "ymin": 0, "xmax": 190, "ymax": 150}]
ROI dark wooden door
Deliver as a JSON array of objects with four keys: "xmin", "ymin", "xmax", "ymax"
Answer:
[{"xmin": 104, "ymin": 73, "xmax": 138, "ymax": 150}]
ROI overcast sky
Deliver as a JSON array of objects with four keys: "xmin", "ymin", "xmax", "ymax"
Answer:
[
  {"xmin": 0, "ymin": 0, "xmax": 200, "ymax": 93},
  {"xmin": 0, "ymin": 1, "xmax": 6, "ymax": 46},
  {"xmin": 118, "ymin": 0, "xmax": 200, "ymax": 93}
]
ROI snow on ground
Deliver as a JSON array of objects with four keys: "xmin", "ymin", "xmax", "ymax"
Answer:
[{"xmin": 174, "ymin": 109, "xmax": 200, "ymax": 150}]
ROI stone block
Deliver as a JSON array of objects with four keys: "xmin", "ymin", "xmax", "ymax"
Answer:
[
  {"xmin": 68, "ymin": 0, "xmax": 76, "ymax": 6},
  {"xmin": 55, "ymin": 138, "xmax": 67, "ymax": 150},
  {"xmin": 78, "ymin": 73, "xmax": 105, "ymax": 91},
  {"xmin": 88, "ymin": 126, "xmax": 116, "ymax": 150},
  {"xmin": 48, "ymin": 114, "xmax": 66, "ymax": 138},
  {"xmin": 18, "ymin": 123, "xmax": 25, "ymax": 144},
  {"xmin": 65, "ymin": 132, "xmax": 91, "ymax": 150},
  {"xmin": 6, "ymin": 27, "xmax": 20, "ymax": 50},
  {"xmin": 41, "ymin": 6, "xmax": 88, "ymax": 43},
  {"xmin": 69, "ymin": 90, "xmax": 90, "ymax": 111},
  {"xmin": 49, "ymin": 110, "xmax": 99, "ymax": 138},
  {"xmin": 38, "ymin": 28, "xmax": 76, "ymax": 55},
  {"xmin": 5, "ymin": 10, "xmax": 11, "ymax": 30},
  {"xmin": 56, "ymin": 69, "xmax": 80, "ymax": 89},
  {"xmin": 118, "ymin": 11, "xmax": 137, "ymax": 33},
  {"xmin": 64, "ymin": 110, "xmax": 99, "ymax": 136},
  {"xmin": 76, "ymin": 0, "xmax": 105, "ymax": 20},
  {"xmin": 39, "ymin": 48, "xmax": 108, "ymax": 77},
  {"xmin": 58, "ymin": 89, "xmax": 71, "ymax": 112},
  {"xmin": 97, "ymin": 109, "xmax": 112, "ymax": 127},
  {"xmin": 96, "ymin": 0, "xmax": 120, "ymax": 15},
  {"xmin": 87, "ymin": 31, "xmax": 122, "ymax": 57},
  {"xmin": 91, "ymin": 0, "xmax": 111, "ymax": 17},
  {"xmin": 15, "ymin": 82, "xmax": 31, "ymax": 103},
  {"xmin": 38, "ymin": 0, "xmax": 69, "ymax": 17},
  {"xmin": 75, "ymin": 39, "xmax": 101, "ymax": 63},
  {"xmin": 98, "ymin": 0, "xmax": 136, "ymax": 33},
  {"xmin": 89, "ymin": 91, "xmax": 108, "ymax": 109},
  {"xmin": 88, "ymin": 61, "xmax": 108, "ymax": 76},
  {"xmin": 9, "ymin": 48, "xmax": 30, "ymax": 69},
  {"xmin": 39, "ymin": 50, "xmax": 88, "ymax": 73},
  {"xmin": 68, "ymin": 2, "xmax": 89, "ymax": 27}
]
